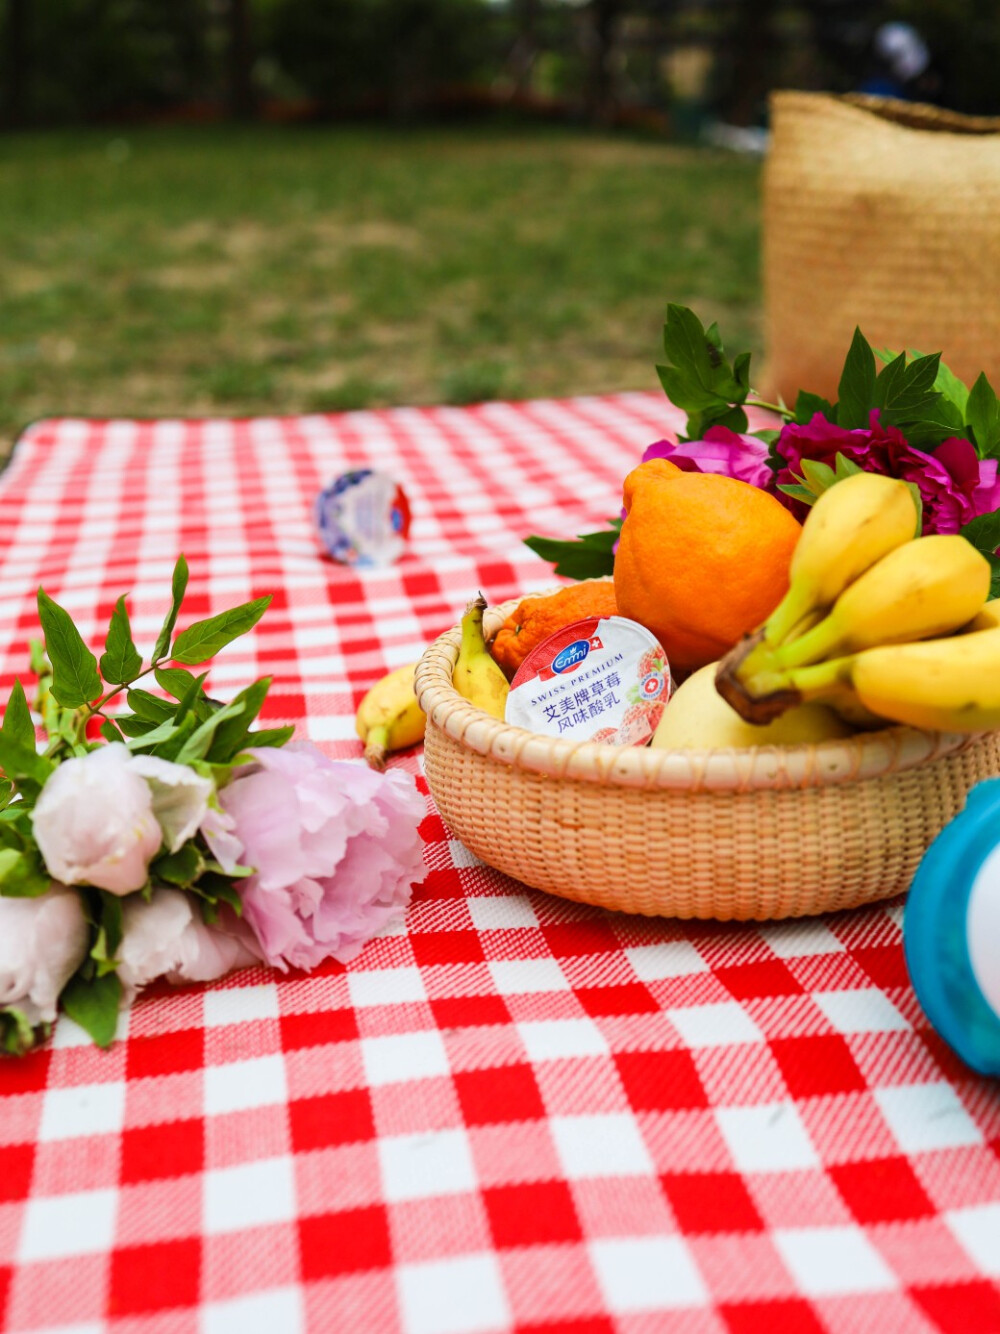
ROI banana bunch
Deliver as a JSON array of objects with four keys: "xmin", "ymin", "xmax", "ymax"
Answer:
[
  {"xmin": 355, "ymin": 663, "xmax": 426, "ymax": 770},
  {"xmin": 717, "ymin": 471, "xmax": 998, "ymax": 734},
  {"xmin": 453, "ymin": 594, "xmax": 510, "ymax": 719}
]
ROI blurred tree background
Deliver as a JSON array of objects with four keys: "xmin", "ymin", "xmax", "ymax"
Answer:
[
  {"xmin": 2, "ymin": 0, "xmax": 997, "ymax": 129},
  {"xmin": 0, "ymin": 0, "xmax": 994, "ymax": 452}
]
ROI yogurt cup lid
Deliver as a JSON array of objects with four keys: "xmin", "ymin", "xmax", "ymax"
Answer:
[
  {"xmin": 314, "ymin": 469, "xmax": 411, "ymax": 567},
  {"xmin": 506, "ymin": 615, "xmax": 671, "ymax": 746}
]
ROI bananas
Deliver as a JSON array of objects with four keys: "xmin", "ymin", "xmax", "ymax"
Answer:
[
  {"xmin": 717, "ymin": 472, "xmax": 998, "ymax": 735},
  {"xmin": 763, "ymin": 472, "xmax": 920, "ymax": 647},
  {"xmin": 355, "ymin": 663, "xmax": 426, "ymax": 770},
  {"xmin": 453, "ymin": 594, "xmax": 510, "ymax": 720}
]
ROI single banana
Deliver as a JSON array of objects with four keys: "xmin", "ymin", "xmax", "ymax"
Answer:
[
  {"xmin": 762, "ymin": 472, "xmax": 920, "ymax": 647},
  {"xmin": 763, "ymin": 535, "xmax": 990, "ymax": 671},
  {"xmin": 782, "ymin": 625, "xmax": 1000, "ymax": 734},
  {"xmin": 355, "ymin": 662, "xmax": 426, "ymax": 770},
  {"xmin": 960, "ymin": 598, "xmax": 1000, "ymax": 633},
  {"xmin": 453, "ymin": 594, "xmax": 509, "ymax": 720}
]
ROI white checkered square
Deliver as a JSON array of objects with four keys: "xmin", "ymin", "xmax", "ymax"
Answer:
[
  {"xmin": 205, "ymin": 1054, "xmax": 288, "ymax": 1116},
  {"xmin": 518, "ymin": 1018, "xmax": 607, "ymax": 1062},
  {"xmin": 379, "ymin": 1129, "xmax": 477, "ymax": 1202},
  {"xmin": 349, "ymin": 967, "xmax": 428, "ymax": 1008},
  {"xmin": 875, "ymin": 1083, "xmax": 982, "ymax": 1153},
  {"xmin": 945, "ymin": 1203, "xmax": 1000, "ymax": 1275},
  {"xmin": 760, "ymin": 921, "xmax": 846, "ymax": 958},
  {"xmin": 489, "ymin": 958, "xmax": 569, "ymax": 995},
  {"xmin": 551, "ymin": 1114, "xmax": 653, "ymax": 1180},
  {"xmin": 203, "ymin": 1157, "xmax": 296, "ymax": 1234},
  {"xmin": 774, "ymin": 1226, "xmax": 897, "ymax": 1296},
  {"xmin": 589, "ymin": 1236, "xmax": 708, "ymax": 1312},
  {"xmin": 203, "ymin": 983, "xmax": 280, "ymax": 1026},
  {"xmin": 398, "ymin": 1252, "xmax": 510, "ymax": 1334},
  {"xmin": 667, "ymin": 1002, "xmax": 764, "ymax": 1049},
  {"xmin": 812, "ymin": 989, "xmax": 910, "ymax": 1034},
  {"xmin": 715, "ymin": 1102, "xmax": 819, "ymax": 1173},
  {"xmin": 19, "ymin": 1188, "xmax": 118, "ymax": 1260},
  {"xmin": 361, "ymin": 1031, "xmax": 450, "ymax": 1087},
  {"xmin": 203, "ymin": 1285, "xmax": 305, "ymax": 1334},
  {"xmin": 625, "ymin": 941, "xmax": 708, "ymax": 980},
  {"xmin": 39, "ymin": 1082, "xmax": 126, "ymax": 1142},
  {"xmin": 466, "ymin": 895, "xmax": 539, "ymax": 930}
]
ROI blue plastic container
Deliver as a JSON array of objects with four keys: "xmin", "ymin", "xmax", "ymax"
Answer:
[{"xmin": 905, "ymin": 778, "xmax": 1000, "ymax": 1076}]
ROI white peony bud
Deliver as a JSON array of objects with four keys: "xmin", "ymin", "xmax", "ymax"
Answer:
[
  {"xmin": 116, "ymin": 888, "xmax": 259, "ymax": 997},
  {"xmin": 0, "ymin": 885, "xmax": 89, "ymax": 1024}
]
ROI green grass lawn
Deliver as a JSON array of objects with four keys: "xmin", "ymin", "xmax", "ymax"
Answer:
[{"xmin": 0, "ymin": 123, "xmax": 761, "ymax": 451}]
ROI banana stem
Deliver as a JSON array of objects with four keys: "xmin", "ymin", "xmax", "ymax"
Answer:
[
  {"xmin": 784, "ymin": 656, "xmax": 855, "ymax": 701},
  {"xmin": 770, "ymin": 614, "xmax": 842, "ymax": 671},
  {"xmin": 763, "ymin": 581, "xmax": 817, "ymax": 648},
  {"xmin": 364, "ymin": 725, "xmax": 389, "ymax": 771}
]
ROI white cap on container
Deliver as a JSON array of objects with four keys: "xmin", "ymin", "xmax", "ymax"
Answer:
[{"xmin": 967, "ymin": 841, "xmax": 1000, "ymax": 1019}]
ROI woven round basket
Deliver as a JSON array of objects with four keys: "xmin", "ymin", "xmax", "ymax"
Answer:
[
  {"xmin": 415, "ymin": 595, "xmax": 1000, "ymax": 921},
  {"xmin": 762, "ymin": 92, "xmax": 1000, "ymax": 405}
]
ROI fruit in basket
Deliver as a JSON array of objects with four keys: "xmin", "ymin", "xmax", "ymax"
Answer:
[
  {"xmin": 490, "ymin": 581, "xmax": 618, "ymax": 680},
  {"xmin": 762, "ymin": 625, "xmax": 1000, "ymax": 734},
  {"xmin": 355, "ymin": 663, "xmax": 426, "ymax": 770},
  {"xmin": 651, "ymin": 662, "xmax": 852, "ymax": 749},
  {"xmin": 961, "ymin": 598, "xmax": 1000, "ymax": 633},
  {"xmin": 737, "ymin": 535, "xmax": 990, "ymax": 678},
  {"xmin": 613, "ymin": 460, "xmax": 801, "ymax": 676},
  {"xmin": 454, "ymin": 595, "xmax": 510, "ymax": 720},
  {"xmin": 761, "ymin": 472, "xmax": 921, "ymax": 648}
]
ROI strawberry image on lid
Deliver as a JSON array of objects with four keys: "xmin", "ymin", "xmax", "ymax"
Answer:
[{"xmin": 505, "ymin": 616, "xmax": 672, "ymax": 745}]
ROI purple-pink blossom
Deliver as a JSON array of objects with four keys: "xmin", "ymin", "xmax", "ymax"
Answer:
[
  {"xmin": 773, "ymin": 411, "xmax": 1000, "ymax": 533},
  {"xmin": 642, "ymin": 427, "xmax": 775, "ymax": 492},
  {"xmin": 202, "ymin": 743, "xmax": 426, "ymax": 971}
]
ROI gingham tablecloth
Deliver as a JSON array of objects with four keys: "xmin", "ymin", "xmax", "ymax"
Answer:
[{"xmin": 1, "ymin": 395, "xmax": 999, "ymax": 1334}]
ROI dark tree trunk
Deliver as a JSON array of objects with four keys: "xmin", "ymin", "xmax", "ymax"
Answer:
[
  {"xmin": 725, "ymin": 0, "xmax": 777, "ymax": 126},
  {"xmin": 228, "ymin": 0, "xmax": 255, "ymax": 120},
  {"xmin": 586, "ymin": 0, "xmax": 622, "ymax": 125},
  {"xmin": 2, "ymin": 0, "xmax": 29, "ymax": 128}
]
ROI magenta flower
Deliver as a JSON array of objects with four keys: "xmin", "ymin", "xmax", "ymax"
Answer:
[
  {"xmin": 774, "ymin": 411, "xmax": 1000, "ymax": 534},
  {"xmin": 202, "ymin": 743, "xmax": 426, "ymax": 971},
  {"xmin": 643, "ymin": 427, "xmax": 776, "ymax": 492}
]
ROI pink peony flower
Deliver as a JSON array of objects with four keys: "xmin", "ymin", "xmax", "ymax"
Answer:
[
  {"xmin": 0, "ymin": 885, "xmax": 88, "ymax": 1024},
  {"xmin": 773, "ymin": 411, "xmax": 1000, "ymax": 534},
  {"xmin": 642, "ymin": 427, "xmax": 776, "ymax": 491},
  {"xmin": 202, "ymin": 743, "xmax": 426, "ymax": 971}
]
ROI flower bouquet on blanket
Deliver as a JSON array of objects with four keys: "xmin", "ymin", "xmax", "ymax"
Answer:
[{"xmin": 0, "ymin": 557, "xmax": 425, "ymax": 1054}]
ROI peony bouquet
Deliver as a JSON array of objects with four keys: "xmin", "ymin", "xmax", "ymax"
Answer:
[
  {"xmin": 527, "ymin": 305, "xmax": 1000, "ymax": 591},
  {"xmin": 0, "ymin": 558, "xmax": 425, "ymax": 1055}
]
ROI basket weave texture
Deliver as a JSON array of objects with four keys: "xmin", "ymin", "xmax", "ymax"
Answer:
[
  {"xmin": 415, "ymin": 596, "xmax": 1000, "ymax": 921},
  {"xmin": 762, "ymin": 91, "xmax": 1000, "ymax": 405}
]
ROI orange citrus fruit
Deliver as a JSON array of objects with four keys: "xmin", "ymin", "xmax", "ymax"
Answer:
[
  {"xmin": 613, "ymin": 458, "xmax": 801, "ymax": 676},
  {"xmin": 490, "ymin": 581, "xmax": 618, "ymax": 679}
]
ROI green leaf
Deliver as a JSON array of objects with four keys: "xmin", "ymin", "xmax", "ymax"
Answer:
[
  {"xmin": 836, "ymin": 328, "xmax": 877, "ymax": 429},
  {"xmin": 966, "ymin": 373, "xmax": 1000, "ymax": 460},
  {"xmin": 171, "ymin": 595, "xmax": 272, "ymax": 666},
  {"xmin": 100, "ymin": 595, "xmax": 143, "ymax": 685},
  {"xmin": 100, "ymin": 718, "xmax": 124, "ymax": 743},
  {"xmin": 0, "ymin": 845, "xmax": 51, "ymax": 897},
  {"xmin": 0, "ymin": 1007, "xmax": 46, "ymax": 1056},
  {"xmin": 0, "ymin": 732, "xmax": 55, "ymax": 786},
  {"xmin": 152, "ymin": 842, "xmax": 205, "ymax": 888},
  {"xmin": 126, "ymin": 689, "xmax": 176, "ymax": 723},
  {"xmin": 658, "ymin": 304, "xmax": 749, "ymax": 414},
  {"xmin": 834, "ymin": 453, "xmax": 864, "ymax": 480},
  {"xmin": 777, "ymin": 483, "xmax": 816, "ymax": 504},
  {"xmin": 798, "ymin": 459, "xmax": 836, "ymax": 493},
  {"xmin": 115, "ymin": 714, "xmax": 157, "ymax": 739},
  {"xmin": 929, "ymin": 356, "xmax": 970, "ymax": 415},
  {"xmin": 793, "ymin": 390, "xmax": 834, "ymax": 425},
  {"xmin": 962, "ymin": 510, "xmax": 1000, "ymax": 563},
  {"xmin": 154, "ymin": 666, "xmax": 198, "ymax": 701},
  {"xmin": 174, "ymin": 699, "xmax": 246, "ymax": 765},
  {"xmin": 124, "ymin": 717, "xmax": 181, "ymax": 751},
  {"xmin": 681, "ymin": 403, "xmax": 749, "ymax": 441},
  {"xmin": 0, "ymin": 778, "xmax": 13, "ymax": 811},
  {"xmin": 91, "ymin": 892, "xmax": 124, "ymax": 976},
  {"xmin": 523, "ymin": 534, "xmax": 615, "ymax": 580},
  {"xmin": 29, "ymin": 638, "xmax": 48, "ymax": 677},
  {"xmin": 2, "ymin": 680, "xmax": 35, "ymax": 752},
  {"xmin": 152, "ymin": 554, "xmax": 189, "ymax": 664},
  {"xmin": 205, "ymin": 677, "xmax": 272, "ymax": 763},
  {"xmin": 145, "ymin": 712, "xmax": 199, "ymax": 761},
  {"xmin": 240, "ymin": 725, "xmax": 295, "ymax": 750},
  {"xmin": 60, "ymin": 970, "xmax": 121, "ymax": 1049},
  {"xmin": 37, "ymin": 589, "xmax": 102, "ymax": 709}
]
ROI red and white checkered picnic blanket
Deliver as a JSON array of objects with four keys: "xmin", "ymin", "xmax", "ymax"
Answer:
[{"xmin": 0, "ymin": 395, "xmax": 998, "ymax": 1334}]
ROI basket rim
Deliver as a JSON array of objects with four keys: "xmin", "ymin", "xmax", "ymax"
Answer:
[{"xmin": 414, "ymin": 594, "xmax": 984, "ymax": 793}]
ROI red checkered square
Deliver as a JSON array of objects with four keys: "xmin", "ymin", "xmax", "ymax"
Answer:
[
  {"xmin": 109, "ymin": 1239, "xmax": 201, "ymax": 1315},
  {"xmin": 769, "ymin": 1035, "xmax": 867, "ymax": 1098},
  {"xmin": 829, "ymin": 1158, "xmax": 934, "ymax": 1224},
  {"xmin": 455, "ymin": 1065, "xmax": 546, "ymax": 1126},
  {"xmin": 912, "ymin": 1281, "xmax": 1000, "ymax": 1333},
  {"xmin": 126, "ymin": 1029, "xmax": 204, "ymax": 1079},
  {"xmin": 614, "ymin": 1050, "xmax": 709, "ymax": 1111},
  {"xmin": 410, "ymin": 930, "xmax": 487, "ymax": 965},
  {"xmin": 661, "ymin": 1172, "xmax": 764, "ymax": 1235},
  {"xmin": 289, "ymin": 1089, "xmax": 375, "ymax": 1153},
  {"xmin": 716, "ymin": 961, "xmax": 805, "ymax": 1000},
  {"xmin": 484, "ymin": 1181, "xmax": 582, "ymax": 1247},
  {"xmin": 430, "ymin": 994, "xmax": 511, "ymax": 1028},
  {"xmin": 0, "ymin": 1144, "xmax": 34, "ymax": 1203},
  {"xmin": 299, "ymin": 1206, "xmax": 391, "ymax": 1279},
  {"xmin": 576, "ymin": 985, "xmax": 660, "ymax": 1017},
  {"xmin": 120, "ymin": 1119, "xmax": 205, "ymax": 1184},
  {"xmin": 719, "ymin": 1299, "xmax": 826, "ymax": 1334}
]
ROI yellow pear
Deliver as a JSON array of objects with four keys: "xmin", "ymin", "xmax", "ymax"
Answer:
[{"xmin": 651, "ymin": 662, "xmax": 853, "ymax": 750}]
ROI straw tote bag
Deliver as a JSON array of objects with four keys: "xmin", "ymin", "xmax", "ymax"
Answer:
[{"xmin": 762, "ymin": 92, "xmax": 1000, "ymax": 404}]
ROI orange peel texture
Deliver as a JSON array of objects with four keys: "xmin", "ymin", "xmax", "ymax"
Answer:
[{"xmin": 490, "ymin": 581, "xmax": 618, "ymax": 680}]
